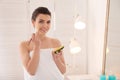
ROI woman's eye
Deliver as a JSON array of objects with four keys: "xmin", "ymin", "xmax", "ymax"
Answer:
[
  {"xmin": 39, "ymin": 21, "xmax": 44, "ymax": 23},
  {"xmin": 47, "ymin": 21, "xmax": 51, "ymax": 24}
]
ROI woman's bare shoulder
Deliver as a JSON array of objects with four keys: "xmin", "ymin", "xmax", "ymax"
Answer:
[
  {"xmin": 19, "ymin": 40, "xmax": 30, "ymax": 52},
  {"xmin": 49, "ymin": 37, "xmax": 61, "ymax": 48}
]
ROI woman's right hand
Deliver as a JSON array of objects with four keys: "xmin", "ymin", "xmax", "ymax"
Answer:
[
  {"xmin": 30, "ymin": 32, "xmax": 41, "ymax": 50},
  {"xmin": 20, "ymin": 32, "xmax": 41, "ymax": 75}
]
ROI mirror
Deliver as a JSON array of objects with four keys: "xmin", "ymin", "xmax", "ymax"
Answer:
[
  {"xmin": 0, "ymin": 1, "xmax": 88, "ymax": 80},
  {"xmin": 0, "ymin": 0, "xmax": 107, "ymax": 80},
  {"xmin": 103, "ymin": 0, "xmax": 120, "ymax": 78}
]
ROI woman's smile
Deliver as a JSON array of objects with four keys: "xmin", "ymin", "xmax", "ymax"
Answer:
[{"xmin": 39, "ymin": 28, "xmax": 47, "ymax": 33}]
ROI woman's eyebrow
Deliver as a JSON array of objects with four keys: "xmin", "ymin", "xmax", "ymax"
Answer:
[{"xmin": 39, "ymin": 19, "xmax": 44, "ymax": 21}]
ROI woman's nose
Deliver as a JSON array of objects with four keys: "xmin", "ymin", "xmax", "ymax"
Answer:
[{"xmin": 43, "ymin": 23, "xmax": 48, "ymax": 28}]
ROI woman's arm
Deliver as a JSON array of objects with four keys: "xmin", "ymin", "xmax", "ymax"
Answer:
[
  {"xmin": 19, "ymin": 41, "xmax": 40, "ymax": 75},
  {"xmin": 19, "ymin": 33, "xmax": 41, "ymax": 75},
  {"xmin": 52, "ymin": 51, "xmax": 66, "ymax": 74},
  {"xmin": 52, "ymin": 39, "xmax": 66, "ymax": 74}
]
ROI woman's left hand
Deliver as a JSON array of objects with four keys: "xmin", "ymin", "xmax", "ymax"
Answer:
[
  {"xmin": 52, "ymin": 50, "xmax": 66, "ymax": 74},
  {"xmin": 52, "ymin": 50, "xmax": 63, "ymax": 61}
]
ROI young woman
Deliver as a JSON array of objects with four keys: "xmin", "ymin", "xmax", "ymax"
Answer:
[{"xmin": 19, "ymin": 7, "xmax": 66, "ymax": 80}]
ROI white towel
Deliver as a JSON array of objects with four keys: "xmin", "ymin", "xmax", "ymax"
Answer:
[{"xmin": 23, "ymin": 49, "xmax": 64, "ymax": 80}]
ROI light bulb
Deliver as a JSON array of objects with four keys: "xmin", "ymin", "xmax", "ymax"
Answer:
[
  {"xmin": 70, "ymin": 47, "xmax": 81, "ymax": 54},
  {"xmin": 69, "ymin": 38, "xmax": 81, "ymax": 54},
  {"xmin": 74, "ymin": 21, "xmax": 86, "ymax": 30}
]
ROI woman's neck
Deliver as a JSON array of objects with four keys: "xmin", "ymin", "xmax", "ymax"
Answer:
[{"xmin": 38, "ymin": 34, "xmax": 47, "ymax": 41}]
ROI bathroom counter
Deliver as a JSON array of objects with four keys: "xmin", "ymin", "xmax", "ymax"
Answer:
[{"xmin": 65, "ymin": 74, "xmax": 99, "ymax": 80}]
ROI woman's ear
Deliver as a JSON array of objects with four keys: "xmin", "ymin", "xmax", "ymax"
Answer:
[{"xmin": 32, "ymin": 20, "xmax": 35, "ymax": 28}]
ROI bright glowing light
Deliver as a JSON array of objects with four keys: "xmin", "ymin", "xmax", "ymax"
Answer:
[
  {"xmin": 70, "ymin": 47, "xmax": 81, "ymax": 54},
  {"xmin": 69, "ymin": 38, "xmax": 81, "ymax": 54},
  {"xmin": 74, "ymin": 21, "xmax": 86, "ymax": 30}
]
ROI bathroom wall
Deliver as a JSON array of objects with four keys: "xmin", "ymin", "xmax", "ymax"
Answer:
[{"xmin": 87, "ymin": 0, "xmax": 107, "ymax": 75}]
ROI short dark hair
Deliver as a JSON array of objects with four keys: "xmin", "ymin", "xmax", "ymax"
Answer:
[{"xmin": 31, "ymin": 7, "xmax": 51, "ymax": 21}]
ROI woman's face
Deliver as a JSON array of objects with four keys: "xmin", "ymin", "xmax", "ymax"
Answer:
[{"xmin": 32, "ymin": 14, "xmax": 51, "ymax": 35}]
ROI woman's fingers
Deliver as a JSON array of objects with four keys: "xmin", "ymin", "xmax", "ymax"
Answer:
[
  {"xmin": 28, "ymin": 33, "xmax": 41, "ymax": 49},
  {"xmin": 32, "ymin": 33, "xmax": 35, "ymax": 41},
  {"xmin": 35, "ymin": 32, "xmax": 40, "ymax": 40},
  {"xmin": 57, "ymin": 51, "xmax": 62, "ymax": 56},
  {"xmin": 28, "ymin": 38, "xmax": 32, "ymax": 44},
  {"xmin": 28, "ymin": 33, "xmax": 34, "ymax": 44},
  {"xmin": 52, "ymin": 51, "xmax": 62, "ymax": 60}
]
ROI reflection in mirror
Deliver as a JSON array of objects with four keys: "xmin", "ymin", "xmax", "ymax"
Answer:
[
  {"xmin": 0, "ymin": 0, "xmax": 87, "ymax": 80},
  {"xmin": 105, "ymin": 0, "xmax": 120, "ymax": 79},
  {"xmin": 0, "ymin": 0, "xmax": 107, "ymax": 80}
]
